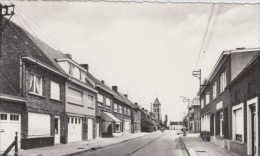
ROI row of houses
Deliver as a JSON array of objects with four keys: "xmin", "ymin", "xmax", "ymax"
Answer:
[
  {"xmin": 196, "ymin": 47, "xmax": 260, "ymax": 156},
  {"xmin": 0, "ymin": 19, "xmax": 162, "ymax": 152}
]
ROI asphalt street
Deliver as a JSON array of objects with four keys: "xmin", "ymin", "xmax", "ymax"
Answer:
[{"xmin": 71, "ymin": 130, "xmax": 184, "ymax": 156}]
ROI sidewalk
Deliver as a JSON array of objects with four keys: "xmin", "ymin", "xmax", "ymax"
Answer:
[
  {"xmin": 18, "ymin": 132, "xmax": 155, "ymax": 156},
  {"xmin": 181, "ymin": 134, "xmax": 239, "ymax": 156}
]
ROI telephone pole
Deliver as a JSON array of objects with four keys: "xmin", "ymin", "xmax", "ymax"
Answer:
[{"xmin": 0, "ymin": 3, "xmax": 15, "ymax": 58}]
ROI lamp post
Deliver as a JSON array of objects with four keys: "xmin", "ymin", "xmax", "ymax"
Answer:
[{"xmin": 192, "ymin": 69, "xmax": 201, "ymax": 133}]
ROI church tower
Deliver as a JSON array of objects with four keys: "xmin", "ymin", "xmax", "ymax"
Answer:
[{"xmin": 153, "ymin": 98, "xmax": 162, "ymax": 123}]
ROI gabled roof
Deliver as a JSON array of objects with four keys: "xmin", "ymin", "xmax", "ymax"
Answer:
[
  {"xmin": 86, "ymin": 72, "xmax": 114, "ymax": 96},
  {"xmin": 3, "ymin": 19, "xmax": 63, "ymax": 74},
  {"xmin": 0, "ymin": 72, "xmax": 18, "ymax": 96},
  {"xmin": 111, "ymin": 89, "xmax": 127, "ymax": 104},
  {"xmin": 227, "ymin": 52, "xmax": 260, "ymax": 88},
  {"xmin": 153, "ymin": 98, "xmax": 161, "ymax": 105},
  {"xmin": 116, "ymin": 91, "xmax": 136, "ymax": 108}
]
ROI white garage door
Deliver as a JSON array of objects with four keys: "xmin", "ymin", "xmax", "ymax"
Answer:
[
  {"xmin": 0, "ymin": 113, "xmax": 21, "ymax": 154},
  {"xmin": 124, "ymin": 120, "xmax": 131, "ymax": 133},
  {"xmin": 68, "ymin": 117, "xmax": 82, "ymax": 143},
  {"xmin": 87, "ymin": 119, "xmax": 93, "ymax": 140}
]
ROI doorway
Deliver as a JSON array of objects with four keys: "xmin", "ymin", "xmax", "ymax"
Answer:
[
  {"xmin": 54, "ymin": 116, "xmax": 60, "ymax": 144},
  {"xmin": 247, "ymin": 97, "xmax": 258, "ymax": 156}
]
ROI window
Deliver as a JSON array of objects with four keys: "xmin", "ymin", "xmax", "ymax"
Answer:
[
  {"xmin": 10, "ymin": 114, "xmax": 19, "ymax": 121},
  {"xmin": 29, "ymin": 74, "xmax": 42, "ymax": 95},
  {"xmin": 201, "ymin": 98, "xmax": 205, "ymax": 109},
  {"xmin": 106, "ymin": 97, "xmax": 111, "ymax": 107},
  {"xmin": 97, "ymin": 94, "xmax": 104, "ymax": 107},
  {"xmin": 212, "ymin": 82, "xmax": 217, "ymax": 99},
  {"xmin": 220, "ymin": 111, "xmax": 223, "ymax": 136},
  {"xmin": 50, "ymin": 81, "xmax": 60, "ymax": 100},
  {"xmin": 28, "ymin": 112, "xmax": 50, "ymax": 137},
  {"xmin": 124, "ymin": 107, "xmax": 127, "ymax": 114},
  {"xmin": 114, "ymin": 103, "xmax": 118, "ymax": 112},
  {"xmin": 0, "ymin": 114, "xmax": 7, "ymax": 120},
  {"xmin": 219, "ymin": 71, "xmax": 226, "ymax": 93},
  {"xmin": 88, "ymin": 95, "xmax": 94, "ymax": 107},
  {"xmin": 232, "ymin": 104, "xmax": 243, "ymax": 142},
  {"xmin": 80, "ymin": 71, "xmax": 85, "ymax": 82},
  {"xmin": 69, "ymin": 63, "xmax": 74, "ymax": 76},
  {"xmin": 68, "ymin": 88, "xmax": 82, "ymax": 105},
  {"xmin": 205, "ymin": 93, "xmax": 210, "ymax": 105},
  {"xmin": 115, "ymin": 123, "xmax": 120, "ymax": 132},
  {"xmin": 119, "ymin": 105, "xmax": 122, "ymax": 114}
]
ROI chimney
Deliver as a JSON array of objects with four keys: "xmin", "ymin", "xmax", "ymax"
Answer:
[
  {"xmin": 142, "ymin": 108, "xmax": 144, "ymax": 110},
  {"xmin": 80, "ymin": 64, "xmax": 89, "ymax": 71},
  {"xmin": 112, "ymin": 86, "xmax": 118, "ymax": 92},
  {"xmin": 134, "ymin": 102, "xmax": 138, "ymax": 106},
  {"xmin": 124, "ymin": 94, "xmax": 128, "ymax": 98},
  {"xmin": 65, "ymin": 54, "xmax": 72, "ymax": 59},
  {"xmin": 101, "ymin": 80, "xmax": 105, "ymax": 84}
]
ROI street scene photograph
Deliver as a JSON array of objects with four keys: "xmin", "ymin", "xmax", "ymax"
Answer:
[{"xmin": 0, "ymin": 0, "xmax": 259, "ymax": 156}]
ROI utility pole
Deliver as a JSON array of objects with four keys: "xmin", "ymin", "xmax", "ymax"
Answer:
[
  {"xmin": 0, "ymin": 3, "xmax": 15, "ymax": 58},
  {"xmin": 192, "ymin": 69, "xmax": 201, "ymax": 132}
]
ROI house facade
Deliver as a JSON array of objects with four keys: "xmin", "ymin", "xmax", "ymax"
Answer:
[
  {"xmin": 188, "ymin": 97, "xmax": 200, "ymax": 133},
  {"xmin": 200, "ymin": 48, "xmax": 260, "ymax": 149},
  {"xmin": 227, "ymin": 53, "xmax": 260, "ymax": 156},
  {"xmin": 0, "ymin": 20, "xmax": 68, "ymax": 151}
]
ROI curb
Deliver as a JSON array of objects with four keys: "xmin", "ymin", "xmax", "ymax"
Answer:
[{"xmin": 64, "ymin": 132, "xmax": 157, "ymax": 156}]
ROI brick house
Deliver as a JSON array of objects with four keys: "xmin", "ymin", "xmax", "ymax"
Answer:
[
  {"xmin": 0, "ymin": 20, "xmax": 67, "ymax": 150},
  {"xmin": 39, "ymin": 50, "xmax": 98, "ymax": 143},
  {"xmin": 200, "ymin": 48, "xmax": 260, "ymax": 149},
  {"xmin": 85, "ymin": 73, "xmax": 121, "ymax": 137},
  {"xmin": 132, "ymin": 103, "xmax": 142, "ymax": 133},
  {"xmin": 227, "ymin": 52, "xmax": 260, "ymax": 156},
  {"xmin": 188, "ymin": 97, "xmax": 200, "ymax": 133},
  {"xmin": 140, "ymin": 108, "xmax": 154, "ymax": 132},
  {"xmin": 112, "ymin": 86, "xmax": 132, "ymax": 134}
]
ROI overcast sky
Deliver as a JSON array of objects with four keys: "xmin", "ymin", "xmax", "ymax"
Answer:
[{"xmin": 5, "ymin": 1, "xmax": 259, "ymax": 122}]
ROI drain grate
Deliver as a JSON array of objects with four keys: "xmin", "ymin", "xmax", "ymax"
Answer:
[
  {"xmin": 196, "ymin": 150, "xmax": 206, "ymax": 152},
  {"xmin": 77, "ymin": 147, "xmax": 84, "ymax": 149}
]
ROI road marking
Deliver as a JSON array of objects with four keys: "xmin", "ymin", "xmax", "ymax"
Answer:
[{"xmin": 127, "ymin": 133, "xmax": 166, "ymax": 156}]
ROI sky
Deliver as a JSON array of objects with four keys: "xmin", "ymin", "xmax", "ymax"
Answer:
[{"xmin": 3, "ymin": 1, "xmax": 259, "ymax": 122}]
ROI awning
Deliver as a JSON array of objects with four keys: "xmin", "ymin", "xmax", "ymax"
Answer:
[{"xmin": 103, "ymin": 112, "xmax": 121, "ymax": 123}]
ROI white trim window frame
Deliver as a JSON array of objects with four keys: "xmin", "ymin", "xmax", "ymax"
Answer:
[
  {"xmin": 119, "ymin": 105, "xmax": 122, "ymax": 114},
  {"xmin": 105, "ymin": 97, "xmax": 111, "ymax": 107},
  {"xmin": 219, "ymin": 70, "xmax": 226, "ymax": 93},
  {"xmin": 29, "ymin": 73, "xmax": 43, "ymax": 95},
  {"xmin": 232, "ymin": 103, "xmax": 244, "ymax": 142},
  {"xmin": 212, "ymin": 82, "xmax": 217, "ymax": 100},
  {"xmin": 97, "ymin": 94, "xmax": 104, "ymax": 107},
  {"xmin": 88, "ymin": 94, "xmax": 94, "ymax": 108},
  {"xmin": 205, "ymin": 92, "xmax": 210, "ymax": 105},
  {"xmin": 114, "ymin": 103, "xmax": 118, "ymax": 112},
  {"xmin": 50, "ymin": 81, "xmax": 60, "ymax": 100}
]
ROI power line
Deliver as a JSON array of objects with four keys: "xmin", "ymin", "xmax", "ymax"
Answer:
[{"xmin": 194, "ymin": 3, "xmax": 215, "ymax": 68}]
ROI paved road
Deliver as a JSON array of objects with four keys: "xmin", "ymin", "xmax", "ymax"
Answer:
[{"xmin": 72, "ymin": 130, "xmax": 184, "ymax": 156}]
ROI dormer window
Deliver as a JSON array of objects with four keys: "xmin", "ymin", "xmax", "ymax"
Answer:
[{"xmin": 57, "ymin": 60, "xmax": 87, "ymax": 82}]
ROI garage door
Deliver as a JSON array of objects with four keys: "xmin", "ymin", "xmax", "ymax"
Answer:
[
  {"xmin": 124, "ymin": 120, "xmax": 131, "ymax": 133},
  {"xmin": 68, "ymin": 117, "xmax": 82, "ymax": 143},
  {"xmin": 87, "ymin": 119, "xmax": 93, "ymax": 140},
  {"xmin": 0, "ymin": 113, "xmax": 21, "ymax": 154}
]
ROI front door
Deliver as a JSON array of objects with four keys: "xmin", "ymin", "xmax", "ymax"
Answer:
[
  {"xmin": 54, "ymin": 117, "xmax": 60, "ymax": 144},
  {"xmin": 96, "ymin": 122, "xmax": 100, "ymax": 138},
  {"xmin": 88, "ymin": 119, "xmax": 93, "ymax": 140}
]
